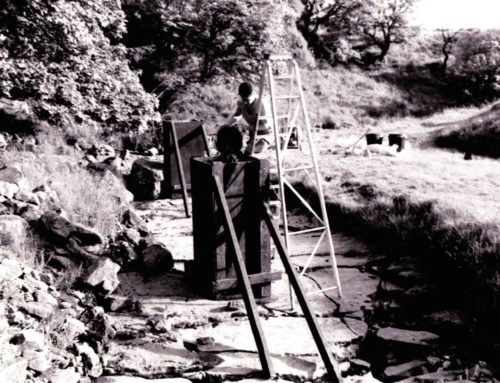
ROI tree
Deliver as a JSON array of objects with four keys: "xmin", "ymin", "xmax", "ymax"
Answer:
[
  {"xmin": 296, "ymin": 0, "xmax": 362, "ymax": 61},
  {"xmin": 359, "ymin": 0, "xmax": 415, "ymax": 63},
  {"xmin": 439, "ymin": 28, "xmax": 462, "ymax": 72}
]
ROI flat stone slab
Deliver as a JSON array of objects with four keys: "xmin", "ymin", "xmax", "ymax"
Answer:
[
  {"xmin": 179, "ymin": 316, "xmax": 366, "ymax": 356},
  {"xmin": 204, "ymin": 351, "xmax": 323, "ymax": 381},
  {"xmin": 103, "ymin": 339, "xmax": 201, "ymax": 377},
  {"xmin": 377, "ymin": 327, "xmax": 440, "ymax": 347},
  {"xmin": 288, "ymin": 232, "xmax": 369, "ymax": 258}
]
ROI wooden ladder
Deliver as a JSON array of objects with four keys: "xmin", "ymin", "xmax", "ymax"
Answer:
[{"xmin": 249, "ymin": 53, "xmax": 343, "ymax": 299}]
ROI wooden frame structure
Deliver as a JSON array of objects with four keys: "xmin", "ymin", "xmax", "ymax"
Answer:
[
  {"xmin": 212, "ymin": 173, "xmax": 342, "ymax": 382},
  {"xmin": 163, "ymin": 117, "xmax": 210, "ymax": 217}
]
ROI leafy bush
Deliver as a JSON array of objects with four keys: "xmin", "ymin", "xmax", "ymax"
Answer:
[
  {"xmin": 449, "ymin": 29, "xmax": 500, "ymax": 101},
  {"xmin": 0, "ymin": 0, "xmax": 160, "ymax": 138}
]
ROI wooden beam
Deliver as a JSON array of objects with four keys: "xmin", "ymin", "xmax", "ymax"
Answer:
[
  {"xmin": 213, "ymin": 271, "xmax": 282, "ymax": 292},
  {"xmin": 170, "ymin": 120, "xmax": 190, "ymax": 218},
  {"xmin": 213, "ymin": 175, "xmax": 275, "ymax": 378}
]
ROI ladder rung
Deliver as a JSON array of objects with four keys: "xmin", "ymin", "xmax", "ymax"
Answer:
[
  {"xmin": 274, "ymin": 75, "xmax": 293, "ymax": 80},
  {"xmin": 289, "ymin": 226, "xmax": 326, "ymax": 236},
  {"xmin": 283, "ymin": 165, "xmax": 314, "ymax": 172},
  {"xmin": 306, "ymin": 286, "xmax": 338, "ymax": 296}
]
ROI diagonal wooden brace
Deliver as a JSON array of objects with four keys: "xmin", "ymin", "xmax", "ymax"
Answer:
[{"xmin": 212, "ymin": 175, "xmax": 275, "ymax": 378}]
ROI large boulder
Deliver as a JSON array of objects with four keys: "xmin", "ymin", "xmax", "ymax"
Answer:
[
  {"xmin": 38, "ymin": 212, "xmax": 103, "ymax": 246},
  {"xmin": 141, "ymin": 238, "xmax": 173, "ymax": 275},
  {"xmin": 127, "ymin": 158, "xmax": 163, "ymax": 200},
  {"xmin": 0, "ymin": 215, "xmax": 29, "ymax": 250}
]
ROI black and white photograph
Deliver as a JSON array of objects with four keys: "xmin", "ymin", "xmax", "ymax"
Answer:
[{"xmin": 0, "ymin": 0, "xmax": 499, "ymax": 382}]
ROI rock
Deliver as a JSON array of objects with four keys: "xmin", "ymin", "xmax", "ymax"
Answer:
[
  {"xmin": 0, "ymin": 180, "xmax": 19, "ymax": 198},
  {"xmin": 0, "ymin": 166, "xmax": 24, "ymax": 184},
  {"xmin": 14, "ymin": 190, "xmax": 40, "ymax": 205},
  {"xmin": 383, "ymin": 360, "xmax": 426, "ymax": 380},
  {"xmin": 103, "ymin": 340, "xmax": 200, "ymax": 376},
  {"xmin": 61, "ymin": 318, "xmax": 86, "ymax": 341},
  {"xmin": 344, "ymin": 372, "xmax": 383, "ymax": 383},
  {"xmin": 84, "ymin": 258, "xmax": 121, "ymax": 294},
  {"xmin": 34, "ymin": 290, "xmax": 58, "ymax": 307},
  {"xmin": 18, "ymin": 203, "xmax": 43, "ymax": 222},
  {"xmin": 127, "ymin": 158, "xmax": 164, "ymax": 200},
  {"xmin": 39, "ymin": 212, "xmax": 103, "ymax": 246},
  {"xmin": 48, "ymin": 254, "xmax": 76, "ymax": 270},
  {"xmin": 121, "ymin": 208, "xmax": 148, "ymax": 233},
  {"xmin": 97, "ymin": 377, "xmax": 191, "ymax": 383},
  {"xmin": 376, "ymin": 327, "xmax": 440, "ymax": 347},
  {"xmin": 348, "ymin": 358, "xmax": 372, "ymax": 375},
  {"xmin": 90, "ymin": 144, "xmax": 116, "ymax": 162},
  {"xmin": 19, "ymin": 301, "xmax": 54, "ymax": 319},
  {"xmin": 66, "ymin": 237, "xmax": 99, "ymax": 264},
  {"xmin": 0, "ymin": 133, "xmax": 7, "ymax": 149},
  {"xmin": 123, "ymin": 228, "xmax": 141, "ymax": 246},
  {"xmin": 145, "ymin": 147, "xmax": 159, "ymax": 156},
  {"xmin": 141, "ymin": 240, "xmax": 173, "ymax": 275},
  {"xmin": 0, "ymin": 257, "xmax": 23, "ymax": 283},
  {"xmin": 75, "ymin": 342, "xmax": 102, "ymax": 378},
  {"xmin": 14, "ymin": 329, "xmax": 46, "ymax": 351},
  {"xmin": 43, "ymin": 367, "xmax": 81, "ymax": 383},
  {"xmin": 0, "ymin": 215, "xmax": 28, "ymax": 249},
  {"xmin": 110, "ymin": 240, "xmax": 138, "ymax": 267},
  {"xmin": 0, "ymin": 359, "xmax": 28, "ymax": 383},
  {"xmin": 147, "ymin": 314, "xmax": 172, "ymax": 333},
  {"xmin": 105, "ymin": 295, "xmax": 138, "ymax": 312},
  {"xmin": 23, "ymin": 349, "xmax": 51, "ymax": 373}
]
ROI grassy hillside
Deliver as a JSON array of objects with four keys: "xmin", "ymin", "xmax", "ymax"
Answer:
[{"xmin": 434, "ymin": 102, "xmax": 500, "ymax": 158}]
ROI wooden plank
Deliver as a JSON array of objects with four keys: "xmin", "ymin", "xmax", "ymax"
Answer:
[
  {"xmin": 213, "ymin": 175, "xmax": 274, "ymax": 378},
  {"xmin": 213, "ymin": 271, "xmax": 282, "ymax": 292},
  {"xmin": 170, "ymin": 120, "xmax": 190, "ymax": 217},
  {"xmin": 260, "ymin": 199, "xmax": 342, "ymax": 383}
]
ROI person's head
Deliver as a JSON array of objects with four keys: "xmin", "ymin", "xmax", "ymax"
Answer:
[{"xmin": 238, "ymin": 82, "xmax": 253, "ymax": 102}]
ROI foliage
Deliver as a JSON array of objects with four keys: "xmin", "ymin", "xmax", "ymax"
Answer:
[
  {"xmin": 296, "ymin": 0, "xmax": 415, "ymax": 65},
  {"xmin": 448, "ymin": 29, "xmax": 500, "ymax": 101},
  {"xmin": 0, "ymin": 0, "xmax": 160, "ymax": 138},
  {"xmin": 123, "ymin": 0, "xmax": 311, "ymax": 114},
  {"xmin": 358, "ymin": 0, "xmax": 416, "ymax": 63}
]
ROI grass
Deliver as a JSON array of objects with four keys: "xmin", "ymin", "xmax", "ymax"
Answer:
[{"xmin": 1, "ymin": 129, "xmax": 126, "ymax": 239}]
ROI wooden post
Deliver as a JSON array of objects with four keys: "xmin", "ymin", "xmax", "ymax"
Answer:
[{"xmin": 169, "ymin": 120, "xmax": 190, "ymax": 217}]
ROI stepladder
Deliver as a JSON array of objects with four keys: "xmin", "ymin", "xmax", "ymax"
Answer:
[{"xmin": 248, "ymin": 53, "xmax": 343, "ymax": 299}]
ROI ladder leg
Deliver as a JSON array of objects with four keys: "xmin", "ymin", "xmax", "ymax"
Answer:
[
  {"xmin": 170, "ymin": 121, "xmax": 190, "ymax": 218},
  {"xmin": 292, "ymin": 61, "xmax": 342, "ymax": 297},
  {"xmin": 212, "ymin": 175, "xmax": 274, "ymax": 378},
  {"xmin": 260, "ymin": 199, "xmax": 342, "ymax": 383}
]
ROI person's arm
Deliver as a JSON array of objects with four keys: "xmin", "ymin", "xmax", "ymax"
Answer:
[{"xmin": 222, "ymin": 100, "xmax": 243, "ymax": 127}]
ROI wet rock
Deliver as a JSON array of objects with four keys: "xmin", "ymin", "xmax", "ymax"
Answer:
[
  {"xmin": 43, "ymin": 367, "xmax": 81, "ymax": 383},
  {"xmin": 0, "ymin": 258, "xmax": 23, "ymax": 283},
  {"xmin": 0, "ymin": 215, "xmax": 28, "ymax": 250},
  {"xmin": 103, "ymin": 340, "xmax": 201, "ymax": 376},
  {"xmin": 383, "ymin": 360, "xmax": 426, "ymax": 380},
  {"xmin": 0, "ymin": 359, "xmax": 28, "ymax": 383},
  {"xmin": 23, "ymin": 349, "xmax": 51, "ymax": 373},
  {"xmin": 75, "ymin": 342, "xmax": 102, "ymax": 378},
  {"xmin": 127, "ymin": 158, "xmax": 164, "ymax": 200},
  {"xmin": 84, "ymin": 258, "xmax": 121, "ymax": 294},
  {"xmin": 376, "ymin": 327, "xmax": 440, "ymax": 347},
  {"xmin": 141, "ymin": 239, "xmax": 173, "ymax": 275},
  {"xmin": 39, "ymin": 212, "xmax": 103, "ymax": 246}
]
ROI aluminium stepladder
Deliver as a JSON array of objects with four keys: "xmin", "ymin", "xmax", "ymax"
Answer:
[{"xmin": 248, "ymin": 53, "xmax": 343, "ymax": 299}]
